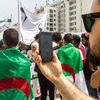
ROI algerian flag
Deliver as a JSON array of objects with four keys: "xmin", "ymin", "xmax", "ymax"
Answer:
[
  {"xmin": 0, "ymin": 48, "xmax": 34, "ymax": 100},
  {"xmin": 57, "ymin": 43, "xmax": 88, "ymax": 94}
]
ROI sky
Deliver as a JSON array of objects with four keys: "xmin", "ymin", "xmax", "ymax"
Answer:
[{"xmin": 0, "ymin": 0, "xmax": 53, "ymax": 23}]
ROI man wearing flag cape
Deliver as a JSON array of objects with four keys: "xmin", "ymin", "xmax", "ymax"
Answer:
[
  {"xmin": 0, "ymin": 28, "xmax": 34, "ymax": 100},
  {"xmin": 57, "ymin": 33, "xmax": 88, "ymax": 94}
]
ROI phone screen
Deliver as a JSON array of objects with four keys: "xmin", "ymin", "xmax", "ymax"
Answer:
[{"xmin": 39, "ymin": 32, "xmax": 53, "ymax": 62}]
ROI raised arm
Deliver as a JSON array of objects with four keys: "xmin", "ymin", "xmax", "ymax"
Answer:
[{"xmin": 34, "ymin": 52, "xmax": 94, "ymax": 100}]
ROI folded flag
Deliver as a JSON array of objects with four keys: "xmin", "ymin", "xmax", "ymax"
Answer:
[
  {"xmin": 0, "ymin": 48, "xmax": 34, "ymax": 100},
  {"xmin": 57, "ymin": 43, "xmax": 88, "ymax": 94}
]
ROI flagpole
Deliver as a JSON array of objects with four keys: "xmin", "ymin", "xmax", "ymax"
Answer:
[
  {"xmin": 18, "ymin": 0, "xmax": 20, "ymax": 40},
  {"xmin": 18, "ymin": 0, "xmax": 23, "ymax": 42}
]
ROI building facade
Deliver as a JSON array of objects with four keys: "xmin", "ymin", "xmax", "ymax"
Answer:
[
  {"xmin": 36, "ymin": 0, "xmax": 92, "ymax": 33},
  {"xmin": 36, "ymin": 6, "xmax": 58, "ymax": 32},
  {"xmin": 52, "ymin": 0, "xmax": 92, "ymax": 33}
]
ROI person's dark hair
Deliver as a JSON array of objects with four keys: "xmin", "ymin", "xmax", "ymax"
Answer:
[
  {"xmin": 73, "ymin": 35, "xmax": 80, "ymax": 46},
  {"xmin": 52, "ymin": 32, "xmax": 62, "ymax": 43},
  {"xmin": 34, "ymin": 34, "xmax": 39, "ymax": 40},
  {"xmin": 81, "ymin": 33, "xmax": 89, "ymax": 40},
  {"xmin": 0, "ymin": 39, "xmax": 3, "ymax": 49},
  {"xmin": 3, "ymin": 28, "xmax": 19, "ymax": 47},
  {"xmin": 64, "ymin": 33, "xmax": 73, "ymax": 43}
]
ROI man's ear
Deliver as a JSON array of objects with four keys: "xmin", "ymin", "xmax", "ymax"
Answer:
[{"xmin": 2, "ymin": 40, "xmax": 7, "ymax": 48}]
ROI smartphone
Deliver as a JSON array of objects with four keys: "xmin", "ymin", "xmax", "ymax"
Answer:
[{"xmin": 39, "ymin": 32, "xmax": 53, "ymax": 62}]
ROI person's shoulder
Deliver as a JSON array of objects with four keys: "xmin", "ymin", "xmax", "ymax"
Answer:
[{"xmin": 15, "ymin": 48, "xmax": 30, "ymax": 63}]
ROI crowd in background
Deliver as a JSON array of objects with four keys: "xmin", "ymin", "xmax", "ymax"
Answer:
[{"xmin": 0, "ymin": 32, "xmax": 98, "ymax": 100}]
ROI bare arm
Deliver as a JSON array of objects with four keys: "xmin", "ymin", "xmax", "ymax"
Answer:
[
  {"xmin": 91, "ymin": 68, "xmax": 100, "ymax": 88},
  {"xmin": 34, "ymin": 52, "xmax": 94, "ymax": 100},
  {"xmin": 54, "ymin": 74, "xmax": 93, "ymax": 100}
]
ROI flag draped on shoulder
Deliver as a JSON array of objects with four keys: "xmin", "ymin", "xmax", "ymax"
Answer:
[
  {"xmin": 57, "ymin": 43, "xmax": 88, "ymax": 94},
  {"xmin": 0, "ymin": 48, "xmax": 34, "ymax": 100},
  {"xmin": 19, "ymin": 2, "xmax": 47, "ymax": 45}
]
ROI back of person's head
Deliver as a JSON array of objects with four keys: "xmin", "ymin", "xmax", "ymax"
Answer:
[
  {"xmin": 81, "ymin": 33, "xmax": 89, "ymax": 41},
  {"xmin": 64, "ymin": 33, "xmax": 73, "ymax": 44},
  {"xmin": 3, "ymin": 28, "xmax": 19, "ymax": 48},
  {"xmin": 52, "ymin": 32, "xmax": 62, "ymax": 43},
  {"xmin": 34, "ymin": 34, "xmax": 39, "ymax": 40},
  {"xmin": 73, "ymin": 35, "xmax": 80, "ymax": 46},
  {"xmin": 19, "ymin": 41, "xmax": 26, "ymax": 51},
  {"xmin": 0, "ymin": 39, "xmax": 3, "ymax": 49},
  {"xmin": 81, "ymin": 33, "xmax": 89, "ymax": 47}
]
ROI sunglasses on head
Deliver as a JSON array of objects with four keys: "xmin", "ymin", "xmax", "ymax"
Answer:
[{"xmin": 82, "ymin": 12, "xmax": 100, "ymax": 32}]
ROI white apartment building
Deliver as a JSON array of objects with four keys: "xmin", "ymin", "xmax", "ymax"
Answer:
[
  {"xmin": 52, "ymin": 0, "xmax": 92, "ymax": 33},
  {"xmin": 36, "ymin": 6, "xmax": 58, "ymax": 32},
  {"xmin": 69, "ymin": 0, "xmax": 92, "ymax": 32},
  {"xmin": 68, "ymin": 0, "xmax": 82, "ymax": 32},
  {"xmin": 36, "ymin": 0, "xmax": 92, "ymax": 33},
  {"xmin": 52, "ymin": 0, "xmax": 69, "ymax": 33}
]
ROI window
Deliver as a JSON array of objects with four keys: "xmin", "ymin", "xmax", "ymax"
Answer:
[
  {"xmin": 54, "ymin": 10, "xmax": 56, "ymax": 12},
  {"xmin": 70, "ymin": 16, "xmax": 76, "ymax": 21},
  {"xmin": 69, "ymin": 0, "xmax": 76, "ymax": 5},
  {"xmin": 50, "ymin": 28, "xmax": 53, "ymax": 31},
  {"xmin": 61, "ymin": 5, "xmax": 63, "ymax": 8},
  {"xmin": 61, "ymin": 28, "xmax": 64, "ymax": 31},
  {"xmin": 70, "ymin": 27, "xmax": 76, "ymax": 31},
  {"xmin": 54, "ymin": 28, "xmax": 56, "ymax": 30},
  {"xmin": 54, "ymin": 19, "xmax": 56, "ymax": 21},
  {"xmin": 69, "ymin": 11, "xmax": 76, "ymax": 16},
  {"xmin": 69, "ymin": 7, "xmax": 73, "ymax": 10},
  {"xmin": 49, "ymin": 14, "xmax": 53, "ymax": 17},
  {"xmin": 54, "ymin": 23, "xmax": 56, "ymax": 26},
  {"xmin": 50, "ymin": 23, "xmax": 53, "ymax": 26},
  {"xmin": 74, "ymin": 6, "xmax": 76, "ymax": 9},
  {"xmin": 50, "ymin": 19, "xmax": 53, "ymax": 22},
  {"xmin": 49, "ymin": 9, "xmax": 53, "ymax": 13},
  {"xmin": 69, "ymin": 1, "xmax": 73, "ymax": 5},
  {"xmin": 69, "ymin": 6, "xmax": 76, "ymax": 10},
  {"xmin": 54, "ymin": 14, "xmax": 56, "ymax": 17},
  {"xmin": 74, "ymin": 0, "xmax": 76, "ymax": 3},
  {"xmin": 70, "ymin": 22, "xmax": 76, "ymax": 26}
]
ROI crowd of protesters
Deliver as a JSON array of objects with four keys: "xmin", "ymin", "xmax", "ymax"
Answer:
[
  {"xmin": 1, "ymin": 31, "xmax": 98, "ymax": 100},
  {"xmin": 0, "ymin": 28, "xmax": 99, "ymax": 100},
  {"xmin": 0, "ymin": 0, "xmax": 100, "ymax": 100},
  {"xmin": 0, "ymin": 29, "xmax": 99, "ymax": 100}
]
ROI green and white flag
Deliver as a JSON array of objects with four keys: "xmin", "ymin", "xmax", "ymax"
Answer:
[
  {"xmin": 0, "ymin": 48, "xmax": 34, "ymax": 100},
  {"xmin": 57, "ymin": 43, "xmax": 88, "ymax": 94}
]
